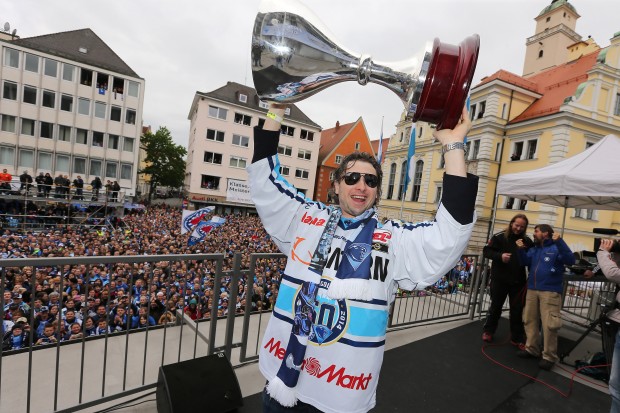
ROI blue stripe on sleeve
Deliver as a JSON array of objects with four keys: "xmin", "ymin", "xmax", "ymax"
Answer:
[
  {"xmin": 274, "ymin": 283, "xmax": 296, "ymax": 314},
  {"xmin": 347, "ymin": 307, "xmax": 389, "ymax": 337}
]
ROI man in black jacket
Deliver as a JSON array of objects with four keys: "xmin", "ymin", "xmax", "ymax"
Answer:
[
  {"xmin": 482, "ymin": 213, "xmax": 533, "ymax": 346},
  {"xmin": 91, "ymin": 176, "xmax": 102, "ymax": 200},
  {"xmin": 111, "ymin": 181, "xmax": 120, "ymax": 202},
  {"xmin": 19, "ymin": 170, "xmax": 33, "ymax": 194},
  {"xmin": 35, "ymin": 172, "xmax": 46, "ymax": 197},
  {"xmin": 19, "ymin": 171, "xmax": 32, "ymax": 194},
  {"xmin": 43, "ymin": 173, "xmax": 53, "ymax": 198},
  {"xmin": 53, "ymin": 174, "xmax": 64, "ymax": 198},
  {"xmin": 73, "ymin": 176, "xmax": 84, "ymax": 200}
]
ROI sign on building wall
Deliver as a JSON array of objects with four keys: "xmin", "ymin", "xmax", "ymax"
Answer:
[
  {"xmin": 190, "ymin": 194, "xmax": 224, "ymax": 203},
  {"xmin": 226, "ymin": 179, "xmax": 252, "ymax": 204}
]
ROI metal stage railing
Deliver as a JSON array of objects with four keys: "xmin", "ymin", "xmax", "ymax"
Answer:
[{"xmin": 0, "ymin": 251, "xmax": 613, "ymax": 412}]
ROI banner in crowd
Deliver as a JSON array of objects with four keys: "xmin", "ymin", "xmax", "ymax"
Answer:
[
  {"xmin": 181, "ymin": 206, "xmax": 215, "ymax": 234},
  {"xmin": 226, "ymin": 179, "xmax": 252, "ymax": 204},
  {"xmin": 188, "ymin": 216, "xmax": 226, "ymax": 246}
]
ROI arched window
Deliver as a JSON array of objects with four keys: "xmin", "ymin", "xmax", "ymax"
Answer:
[
  {"xmin": 411, "ymin": 160, "xmax": 424, "ymax": 202},
  {"xmin": 387, "ymin": 163, "xmax": 396, "ymax": 199},
  {"xmin": 398, "ymin": 161, "xmax": 407, "ymax": 200},
  {"xmin": 538, "ymin": 50, "xmax": 544, "ymax": 58}
]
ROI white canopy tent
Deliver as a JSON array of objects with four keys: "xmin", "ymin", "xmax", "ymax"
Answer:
[{"xmin": 495, "ymin": 134, "xmax": 620, "ymax": 235}]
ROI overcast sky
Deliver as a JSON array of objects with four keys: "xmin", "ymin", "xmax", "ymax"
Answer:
[{"xmin": 4, "ymin": 0, "xmax": 620, "ymax": 145}]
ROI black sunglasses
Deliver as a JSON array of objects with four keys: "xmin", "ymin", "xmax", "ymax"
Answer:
[{"xmin": 341, "ymin": 172, "xmax": 379, "ymax": 188}]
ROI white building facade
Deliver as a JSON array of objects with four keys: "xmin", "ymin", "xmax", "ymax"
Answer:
[
  {"xmin": 186, "ymin": 82, "xmax": 321, "ymax": 214},
  {"xmin": 0, "ymin": 29, "xmax": 144, "ymax": 199}
]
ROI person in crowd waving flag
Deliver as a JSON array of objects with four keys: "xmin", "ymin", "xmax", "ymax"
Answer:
[{"xmin": 188, "ymin": 216, "xmax": 226, "ymax": 246}]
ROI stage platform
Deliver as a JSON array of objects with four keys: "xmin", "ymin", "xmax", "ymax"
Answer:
[
  {"xmin": 237, "ymin": 319, "xmax": 610, "ymax": 413},
  {"xmin": 79, "ymin": 317, "xmax": 610, "ymax": 413}
]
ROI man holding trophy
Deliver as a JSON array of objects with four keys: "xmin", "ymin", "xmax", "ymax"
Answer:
[
  {"xmin": 247, "ymin": 2, "xmax": 480, "ymax": 411},
  {"xmin": 249, "ymin": 104, "xmax": 477, "ymax": 412}
]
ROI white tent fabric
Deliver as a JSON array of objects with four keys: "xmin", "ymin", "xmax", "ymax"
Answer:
[{"xmin": 496, "ymin": 134, "xmax": 620, "ymax": 210}]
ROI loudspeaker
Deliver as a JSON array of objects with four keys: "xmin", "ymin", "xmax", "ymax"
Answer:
[{"xmin": 156, "ymin": 353, "xmax": 243, "ymax": 413}]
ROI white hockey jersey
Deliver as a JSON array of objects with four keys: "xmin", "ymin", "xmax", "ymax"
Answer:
[{"xmin": 248, "ymin": 144, "xmax": 476, "ymax": 413}]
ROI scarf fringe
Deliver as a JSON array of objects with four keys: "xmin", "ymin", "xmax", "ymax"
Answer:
[
  {"xmin": 266, "ymin": 376, "xmax": 298, "ymax": 407},
  {"xmin": 327, "ymin": 277, "xmax": 373, "ymax": 301}
]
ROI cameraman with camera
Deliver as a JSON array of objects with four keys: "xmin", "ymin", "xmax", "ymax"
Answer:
[{"xmin": 597, "ymin": 238, "xmax": 620, "ymax": 412}]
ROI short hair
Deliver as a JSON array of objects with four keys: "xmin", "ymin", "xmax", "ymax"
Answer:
[
  {"xmin": 331, "ymin": 152, "xmax": 383, "ymax": 206},
  {"xmin": 534, "ymin": 224, "xmax": 554, "ymax": 237}
]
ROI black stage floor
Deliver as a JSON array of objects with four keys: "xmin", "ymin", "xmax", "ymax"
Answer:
[{"xmin": 238, "ymin": 319, "xmax": 610, "ymax": 412}]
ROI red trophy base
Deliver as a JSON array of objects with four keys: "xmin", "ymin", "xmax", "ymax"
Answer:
[{"xmin": 412, "ymin": 35, "xmax": 480, "ymax": 130}]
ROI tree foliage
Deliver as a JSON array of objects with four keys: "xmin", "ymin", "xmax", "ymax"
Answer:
[{"xmin": 138, "ymin": 127, "xmax": 187, "ymax": 199}]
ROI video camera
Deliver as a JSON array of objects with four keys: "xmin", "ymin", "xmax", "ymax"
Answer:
[
  {"xmin": 569, "ymin": 228, "xmax": 620, "ymax": 274},
  {"xmin": 593, "ymin": 228, "xmax": 620, "ymax": 253}
]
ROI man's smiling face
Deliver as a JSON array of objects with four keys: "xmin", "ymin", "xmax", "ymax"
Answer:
[{"xmin": 334, "ymin": 160, "xmax": 378, "ymax": 218}]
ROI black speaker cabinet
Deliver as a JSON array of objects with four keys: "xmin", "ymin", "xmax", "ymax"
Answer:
[{"xmin": 156, "ymin": 353, "xmax": 243, "ymax": 413}]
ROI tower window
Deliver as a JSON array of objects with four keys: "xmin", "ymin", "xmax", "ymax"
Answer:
[{"xmin": 538, "ymin": 50, "xmax": 544, "ymax": 58}]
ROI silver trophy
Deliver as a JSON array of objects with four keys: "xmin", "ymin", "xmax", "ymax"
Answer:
[{"xmin": 251, "ymin": 0, "xmax": 479, "ymax": 130}]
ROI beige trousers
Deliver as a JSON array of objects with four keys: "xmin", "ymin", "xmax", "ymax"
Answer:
[{"xmin": 523, "ymin": 289, "xmax": 563, "ymax": 362}]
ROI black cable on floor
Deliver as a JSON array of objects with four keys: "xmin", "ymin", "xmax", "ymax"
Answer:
[{"xmin": 92, "ymin": 390, "xmax": 156, "ymax": 413}]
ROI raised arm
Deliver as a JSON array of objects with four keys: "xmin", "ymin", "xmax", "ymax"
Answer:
[{"xmin": 247, "ymin": 104, "xmax": 319, "ymax": 255}]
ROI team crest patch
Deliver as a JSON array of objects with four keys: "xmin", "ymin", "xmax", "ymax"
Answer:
[{"xmin": 293, "ymin": 282, "xmax": 349, "ymax": 346}]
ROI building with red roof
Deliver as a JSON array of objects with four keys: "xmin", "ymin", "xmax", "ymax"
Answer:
[
  {"xmin": 380, "ymin": 0, "xmax": 620, "ymax": 253},
  {"xmin": 313, "ymin": 118, "xmax": 376, "ymax": 204}
]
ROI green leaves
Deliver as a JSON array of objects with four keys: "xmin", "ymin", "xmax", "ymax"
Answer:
[{"xmin": 139, "ymin": 127, "xmax": 187, "ymax": 198}]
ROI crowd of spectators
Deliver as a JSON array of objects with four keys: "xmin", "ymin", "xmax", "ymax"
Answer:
[
  {"xmin": 1, "ymin": 204, "xmax": 284, "ymax": 351},
  {"xmin": 1, "ymin": 202, "xmax": 480, "ymax": 352},
  {"xmin": 428, "ymin": 256, "xmax": 477, "ymax": 295}
]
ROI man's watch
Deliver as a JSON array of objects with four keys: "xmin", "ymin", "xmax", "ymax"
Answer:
[{"xmin": 442, "ymin": 142, "xmax": 467, "ymax": 157}]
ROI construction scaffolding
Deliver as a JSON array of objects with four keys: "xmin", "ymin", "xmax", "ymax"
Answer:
[{"xmin": 0, "ymin": 184, "xmax": 127, "ymax": 233}]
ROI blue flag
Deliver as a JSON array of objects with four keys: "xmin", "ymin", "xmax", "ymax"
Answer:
[
  {"xmin": 402, "ymin": 125, "xmax": 417, "ymax": 195},
  {"xmin": 377, "ymin": 130, "xmax": 384, "ymax": 163},
  {"xmin": 376, "ymin": 118, "xmax": 384, "ymax": 163}
]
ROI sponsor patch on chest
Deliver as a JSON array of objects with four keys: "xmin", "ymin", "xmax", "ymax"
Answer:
[
  {"xmin": 301, "ymin": 212, "xmax": 326, "ymax": 227},
  {"xmin": 372, "ymin": 229, "xmax": 391, "ymax": 245}
]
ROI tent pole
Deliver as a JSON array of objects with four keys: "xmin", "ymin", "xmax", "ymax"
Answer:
[
  {"xmin": 487, "ymin": 194, "xmax": 500, "ymax": 242},
  {"xmin": 560, "ymin": 196, "xmax": 568, "ymax": 237},
  {"xmin": 399, "ymin": 188, "xmax": 406, "ymax": 220}
]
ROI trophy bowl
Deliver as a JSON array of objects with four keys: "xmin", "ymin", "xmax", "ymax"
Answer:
[{"xmin": 251, "ymin": 0, "xmax": 479, "ymax": 130}]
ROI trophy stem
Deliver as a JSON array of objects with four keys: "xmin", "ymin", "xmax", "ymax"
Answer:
[{"xmin": 363, "ymin": 48, "xmax": 433, "ymax": 120}]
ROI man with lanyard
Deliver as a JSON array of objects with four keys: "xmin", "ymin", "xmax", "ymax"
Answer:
[
  {"xmin": 248, "ymin": 104, "xmax": 478, "ymax": 413},
  {"xmin": 516, "ymin": 224, "xmax": 575, "ymax": 370}
]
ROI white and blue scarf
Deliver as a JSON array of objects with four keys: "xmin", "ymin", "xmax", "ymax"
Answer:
[{"xmin": 267, "ymin": 207, "xmax": 377, "ymax": 406}]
